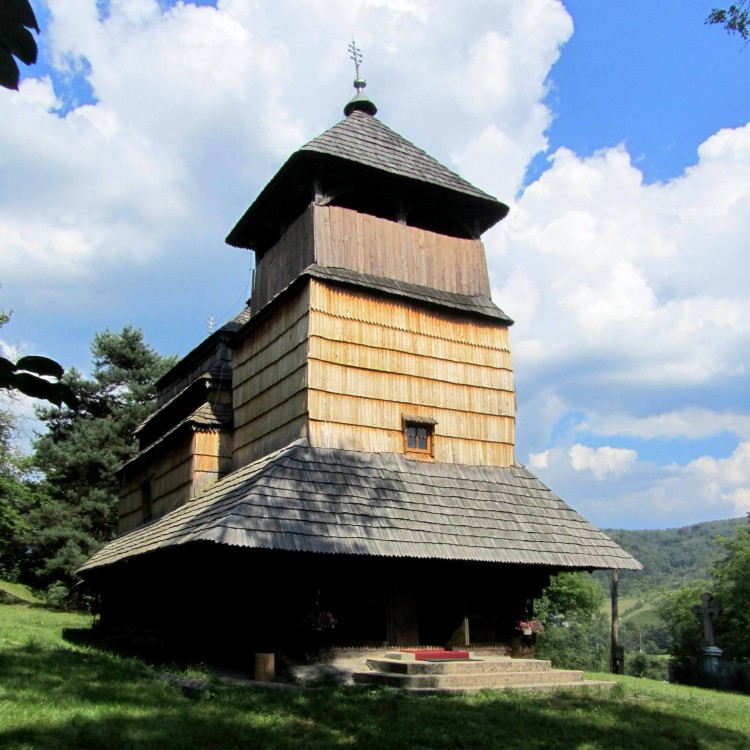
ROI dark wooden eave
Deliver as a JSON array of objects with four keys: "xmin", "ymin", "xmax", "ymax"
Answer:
[
  {"xmin": 135, "ymin": 373, "xmax": 231, "ymax": 450},
  {"xmin": 226, "ymin": 111, "xmax": 509, "ymax": 255},
  {"xmin": 155, "ymin": 307, "xmax": 251, "ymax": 397}
]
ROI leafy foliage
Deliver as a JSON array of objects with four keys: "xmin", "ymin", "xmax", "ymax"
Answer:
[
  {"xmin": 656, "ymin": 580, "xmax": 711, "ymax": 665},
  {"xmin": 22, "ymin": 327, "xmax": 176, "ymax": 592},
  {"xmin": 713, "ymin": 524, "xmax": 750, "ymax": 658},
  {"xmin": 0, "ymin": 408, "xmax": 34, "ymax": 580},
  {"xmin": 707, "ymin": 2, "xmax": 750, "ymax": 40},
  {"xmin": 656, "ymin": 520, "xmax": 750, "ymax": 662},
  {"xmin": 0, "ymin": 0, "xmax": 38, "ymax": 91},
  {"xmin": 534, "ymin": 572, "xmax": 608, "ymax": 670}
]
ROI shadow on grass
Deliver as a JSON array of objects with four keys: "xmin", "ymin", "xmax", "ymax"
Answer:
[{"xmin": 0, "ymin": 644, "xmax": 748, "ymax": 750}]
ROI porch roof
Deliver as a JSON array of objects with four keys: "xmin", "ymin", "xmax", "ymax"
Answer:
[{"xmin": 80, "ymin": 440, "xmax": 641, "ymax": 573}]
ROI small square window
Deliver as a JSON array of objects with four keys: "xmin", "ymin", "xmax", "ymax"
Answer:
[
  {"xmin": 406, "ymin": 425, "xmax": 430, "ymax": 451},
  {"xmin": 402, "ymin": 416, "xmax": 436, "ymax": 456}
]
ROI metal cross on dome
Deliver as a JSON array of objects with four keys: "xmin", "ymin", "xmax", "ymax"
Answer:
[{"xmin": 348, "ymin": 40, "xmax": 363, "ymax": 79}]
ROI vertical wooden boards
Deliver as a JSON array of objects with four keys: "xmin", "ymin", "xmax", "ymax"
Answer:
[
  {"xmin": 307, "ymin": 280, "xmax": 515, "ymax": 466},
  {"xmin": 251, "ymin": 206, "xmax": 315, "ymax": 314},
  {"xmin": 233, "ymin": 284, "xmax": 311, "ymax": 468},
  {"xmin": 313, "ymin": 205, "xmax": 491, "ymax": 297}
]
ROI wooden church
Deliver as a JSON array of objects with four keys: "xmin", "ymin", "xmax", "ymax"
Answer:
[{"xmin": 79, "ymin": 76, "xmax": 640, "ymax": 660}]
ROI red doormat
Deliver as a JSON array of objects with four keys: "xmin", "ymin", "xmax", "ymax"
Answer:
[{"xmin": 401, "ymin": 649, "xmax": 471, "ymax": 660}]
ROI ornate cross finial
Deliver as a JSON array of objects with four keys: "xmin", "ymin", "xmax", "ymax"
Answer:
[
  {"xmin": 348, "ymin": 40, "xmax": 363, "ymax": 80},
  {"xmin": 343, "ymin": 40, "xmax": 377, "ymax": 117}
]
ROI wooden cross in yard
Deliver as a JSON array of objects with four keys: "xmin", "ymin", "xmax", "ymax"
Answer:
[{"xmin": 692, "ymin": 592, "xmax": 721, "ymax": 647}]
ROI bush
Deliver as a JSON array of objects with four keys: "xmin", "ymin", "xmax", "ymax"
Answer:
[
  {"xmin": 45, "ymin": 581, "xmax": 71, "ymax": 610},
  {"xmin": 625, "ymin": 652, "xmax": 669, "ymax": 681}
]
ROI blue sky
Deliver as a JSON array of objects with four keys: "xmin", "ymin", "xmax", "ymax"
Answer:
[{"xmin": 2, "ymin": 0, "xmax": 750, "ymax": 530}]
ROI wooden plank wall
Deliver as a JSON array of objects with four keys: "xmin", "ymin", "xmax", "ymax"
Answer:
[
  {"xmin": 313, "ymin": 205, "xmax": 491, "ymax": 297},
  {"xmin": 251, "ymin": 208, "xmax": 315, "ymax": 314},
  {"xmin": 118, "ymin": 433, "xmax": 195, "ymax": 534},
  {"xmin": 233, "ymin": 285, "xmax": 311, "ymax": 469},
  {"xmin": 307, "ymin": 280, "xmax": 515, "ymax": 466}
]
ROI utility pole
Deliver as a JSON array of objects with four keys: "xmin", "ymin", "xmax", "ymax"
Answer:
[{"xmin": 611, "ymin": 569, "xmax": 624, "ymax": 674}]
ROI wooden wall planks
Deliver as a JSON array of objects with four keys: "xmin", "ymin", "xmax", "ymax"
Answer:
[
  {"xmin": 314, "ymin": 205, "xmax": 491, "ymax": 296},
  {"xmin": 250, "ymin": 203, "xmax": 493, "ymax": 315}
]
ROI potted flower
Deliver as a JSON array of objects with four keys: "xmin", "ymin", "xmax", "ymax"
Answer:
[{"xmin": 517, "ymin": 619, "xmax": 544, "ymax": 636}]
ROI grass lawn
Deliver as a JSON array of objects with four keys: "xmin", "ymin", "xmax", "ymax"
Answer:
[{"xmin": 0, "ymin": 600, "xmax": 748, "ymax": 750}]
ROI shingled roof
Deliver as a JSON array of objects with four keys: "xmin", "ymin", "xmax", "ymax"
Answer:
[
  {"xmin": 81, "ymin": 440, "xmax": 641, "ymax": 573},
  {"xmin": 226, "ymin": 111, "xmax": 509, "ymax": 254},
  {"xmin": 300, "ymin": 111, "xmax": 500, "ymax": 204}
]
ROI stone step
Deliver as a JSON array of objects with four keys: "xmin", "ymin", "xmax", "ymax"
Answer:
[
  {"xmin": 353, "ymin": 668, "xmax": 586, "ymax": 689},
  {"xmin": 378, "ymin": 680, "xmax": 618, "ymax": 696},
  {"xmin": 365, "ymin": 657, "xmax": 553, "ymax": 676}
]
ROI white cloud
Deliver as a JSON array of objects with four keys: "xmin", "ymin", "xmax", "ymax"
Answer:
[
  {"xmin": 489, "ymin": 123, "xmax": 750, "ymax": 492},
  {"xmin": 1, "ymin": 0, "xmax": 572, "ymax": 317},
  {"xmin": 723, "ymin": 488, "xmax": 750, "ymax": 517},
  {"xmin": 528, "ymin": 450, "xmax": 548, "ymax": 469},
  {"xmin": 569, "ymin": 444, "xmax": 637, "ymax": 480},
  {"xmin": 580, "ymin": 409, "xmax": 750, "ymax": 441},
  {"xmin": 531, "ymin": 442, "xmax": 750, "ymax": 529}
]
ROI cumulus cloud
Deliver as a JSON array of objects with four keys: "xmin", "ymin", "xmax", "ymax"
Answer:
[
  {"xmin": 569, "ymin": 444, "xmax": 638, "ymax": 480},
  {"xmin": 493, "ymin": 124, "xmax": 750, "ymax": 469},
  {"xmin": 530, "ymin": 442, "xmax": 750, "ymax": 529}
]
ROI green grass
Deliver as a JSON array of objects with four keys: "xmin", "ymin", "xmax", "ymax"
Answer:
[
  {"xmin": 0, "ymin": 581, "xmax": 43, "ymax": 605},
  {"xmin": 0, "ymin": 602, "xmax": 748, "ymax": 749}
]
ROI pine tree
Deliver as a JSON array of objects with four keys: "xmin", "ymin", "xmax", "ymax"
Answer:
[{"xmin": 25, "ymin": 327, "xmax": 176, "ymax": 591}]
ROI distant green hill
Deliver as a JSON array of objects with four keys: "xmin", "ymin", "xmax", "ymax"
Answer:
[{"xmin": 595, "ymin": 517, "xmax": 747, "ymax": 598}]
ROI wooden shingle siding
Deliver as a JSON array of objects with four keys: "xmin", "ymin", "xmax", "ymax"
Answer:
[
  {"xmin": 233, "ymin": 417, "xmax": 308, "ymax": 469},
  {"xmin": 192, "ymin": 430, "xmax": 232, "ymax": 497},
  {"xmin": 308, "ymin": 337, "xmax": 512, "ymax": 390},
  {"xmin": 118, "ymin": 433, "xmax": 195, "ymax": 533},
  {"xmin": 310, "ymin": 422, "xmax": 514, "ymax": 465},
  {"xmin": 308, "ymin": 393, "xmax": 514, "ymax": 441},
  {"xmin": 307, "ymin": 279, "xmax": 514, "ymax": 466},
  {"xmin": 311, "ymin": 283, "xmax": 508, "ymax": 347},
  {"xmin": 232, "ymin": 286, "xmax": 310, "ymax": 468},
  {"xmin": 308, "ymin": 313, "xmax": 512, "ymax": 369},
  {"xmin": 314, "ymin": 205, "xmax": 491, "ymax": 297}
]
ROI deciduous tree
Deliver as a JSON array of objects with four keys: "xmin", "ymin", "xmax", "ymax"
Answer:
[{"xmin": 707, "ymin": 2, "xmax": 750, "ymax": 40}]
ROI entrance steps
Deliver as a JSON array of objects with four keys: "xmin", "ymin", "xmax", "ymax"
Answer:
[{"xmin": 352, "ymin": 652, "xmax": 616, "ymax": 694}]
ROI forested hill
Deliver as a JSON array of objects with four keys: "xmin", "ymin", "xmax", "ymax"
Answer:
[{"xmin": 596, "ymin": 517, "xmax": 747, "ymax": 596}]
